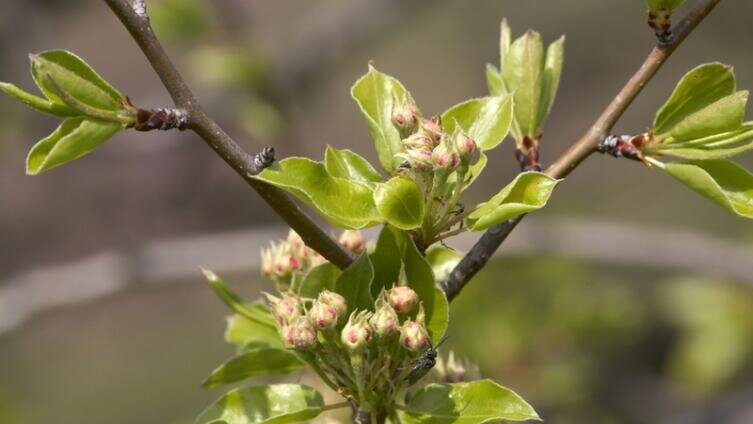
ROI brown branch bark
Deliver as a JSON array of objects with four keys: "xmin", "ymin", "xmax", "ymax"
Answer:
[
  {"xmin": 102, "ymin": 0, "xmax": 354, "ymax": 269},
  {"xmin": 442, "ymin": 0, "xmax": 722, "ymax": 302}
]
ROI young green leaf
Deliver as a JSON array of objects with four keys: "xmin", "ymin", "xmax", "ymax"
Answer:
[
  {"xmin": 646, "ymin": 0, "xmax": 686, "ymax": 12},
  {"xmin": 0, "ymin": 82, "xmax": 77, "ymax": 117},
  {"xmin": 654, "ymin": 63, "xmax": 736, "ymax": 137},
  {"xmin": 254, "ymin": 157, "xmax": 382, "ymax": 229},
  {"xmin": 351, "ymin": 65, "xmax": 412, "ymax": 172},
  {"xmin": 467, "ymin": 172, "xmax": 559, "ymax": 231},
  {"xmin": 195, "ymin": 384, "xmax": 324, "ymax": 424},
  {"xmin": 540, "ymin": 36, "xmax": 565, "ymax": 126},
  {"xmin": 202, "ymin": 347, "xmax": 304, "ymax": 388},
  {"xmin": 667, "ymin": 90, "xmax": 748, "ymax": 141},
  {"xmin": 441, "ymin": 95, "xmax": 513, "ymax": 151},
  {"xmin": 324, "ymin": 145, "xmax": 382, "ymax": 183},
  {"xmin": 292, "ymin": 262, "xmax": 341, "ymax": 298},
  {"xmin": 485, "ymin": 64, "xmax": 504, "ymax": 96},
  {"xmin": 661, "ymin": 159, "xmax": 753, "ymax": 218},
  {"xmin": 426, "ymin": 247, "xmax": 463, "ymax": 282},
  {"xmin": 398, "ymin": 380, "xmax": 540, "ymax": 423},
  {"xmin": 652, "ymin": 123, "xmax": 753, "ymax": 159},
  {"xmin": 369, "ymin": 225, "xmax": 409, "ymax": 297},
  {"xmin": 499, "ymin": 19, "xmax": 512, "ymax": 73},
  {"xmin": 26, "ymin": 117, "xmax": 121, "ymax": 175},
  {"xmin": 225, "ymin": 314, "xmax": 282, "ymax": 351},
  {"xmin": 203, "ymin": 269, "xmax": 278, "ymax": 326},
  {"xmin": 30, "ymin": 50, "xmax": 125, "ymax": 112},
  {"xmin": 503, "ymin": 30, "xmax": 545, "ymax": 137},
  {"xmin": 334, "ymin": 253, "xmax": 375, "ymax": 315},
  {"xmin": 403, "ymin": 237, "xmax": 449, "ymax": 344},
  {"xmin": 373, "ymin": 177, "xmax": 425, "ymax": 230}
]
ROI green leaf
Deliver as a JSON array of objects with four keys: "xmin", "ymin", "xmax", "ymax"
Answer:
[
  {"xmin": 292, "ymin": 262, "xmax": 341, "ymax": 298},
  {"xmin": 503, "ymin": 30, "xmax": 545, "ymax": 137},
  {"xmin": 31, "ymin": 50, "xmax": 124, "ymax": 112},
  {"xmin": 654, "ymin": 63, "xmax": 736, "ymax": 136},
  {"xmin": 398, "ymin": 380, "xmax": 540, "ymax": 423},
  {"xmin": 669, "ymin": 91, "xmax": 748, "ymax": 141},
  {"xmin": 334, "ymin": 253, "xmax": 375, "ymax": 314},
  {"xmin": 468, "ymin": 172, "xmax": 559, "ymax": 231},
  {"xmin": 646, "ymin": 0, "xmax": 686, "ymax": 12},
  {"xmin": 441, "ymin": 96, "xmax": 513, "ymax": 151},
  {"xmin": 403, "ymin": 238, "xmax": 449, "ymax": 344},
  {"xmin": 540, "ymin": 36, "xmax": 565, "ymax": 126},
  {"xmin": 351, "ymin": 65, "xmax": 412, "ymax": 172},
  {"xmin": 26, "ymin": 117, "xmax": 120, "ymax": 175},
  {"xmin": 254, "ymin": 157, "xmax": 382, "ymax": 229},
  {"xmin": 485, "ymin": 65, "xmax": 504, "ymax": 96},
  {"xmin": 369, "ymin": 225, "xmax": 409, "ymax": 297},
  {"xmin": 225, "ymin": 314, "xmax": 282, "ymax": 351},
  {"xmin": 426, "ymin": 247, "xmax": 463, "ymax": 282},
  {"xmin": 195, "ymin": 384, "xmax": 324, "ymax": 424},
  {"xmin": 203, "ymin": 269, "xmax": 277, "ymax": 326},
  {"xmin": 0, "ymin": 82, "xmax": 77, "ymax": 117},
  {"xmin": 373, "ymin": 177, "xmax": 425, "ymax": 230},
  {"xmin": 324, "ymin": 145, "xmax": 382, "ymax": 183},
  {"xmin": 202, "ymin": 348, "xmax": 303, "ymax": 388},
  {"xmin": 653, "ymin": 124, "xmax": 753, "ymax": 159},
  {"xmin": 662, "ymin": 159, "xmax": 753, "ymax": 218},
  {"xmin": 499, "ymin": 19, "xmax": 512, "ymax": 74}
]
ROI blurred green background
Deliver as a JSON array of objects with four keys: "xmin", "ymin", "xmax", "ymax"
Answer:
[{"xmin": 2, "ymin": 0, "xmax": 753, "ymax": 423}]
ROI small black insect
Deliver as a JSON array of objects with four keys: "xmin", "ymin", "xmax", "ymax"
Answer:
[{"xmin": 404, "ymin": 336, "xmax": 448, "ymax": 385}]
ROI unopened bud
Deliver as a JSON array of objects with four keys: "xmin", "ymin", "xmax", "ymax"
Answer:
[
  {"xmin": 341, "ymin": 311, "xmax": 373, "ymax": 351},
  {"xmin": 388, "ymin": 286, "xmax": 419, "ymax": 314},
  {"xmin": 401, "ymin": 148, "xmax": 433, "ymax": 172},
  {"xmin": 261, "ymin": 242, "xmax": 303, "ymax": 280},
  {"xmin": 370, "ymin": 293, "xmax": 400, "ymax": 336},
  {"xmin": 420, "ymin": 116, "xmax": 443, "ymax": 144},
  {"xmin": 431, "ymin": 140, "xmax": 460, "ymax": 172},
  {"xmin": 309, "ymin": 301, "xmax": 338, "ymax": 330},
  {"xmin": 445, "ymin": 351, "xmax": 467, "ymax": 383},
  {"xmin": 403, "ymin": 133, "xmax": 435, "ymax": 151},
  {"xmin": 286, "ymin": 229, "xmax": 309, "ymax": 261},
  {"xmin": 453, "ymin": 132, "xmax": 479, "ymax": 165},
  {"xmin": 309, "ymin": 250, "xmax": 328, "ymax": 267},
  {"xmin": 339, "ymin": 230, "xmax": 366, "ymax": 254},
  {"xmin": 318, "ymin": 290, "xmax": 347, "ymax": 318},
  {"xmin": 289, "ymin": 316, "xmax": 317, "ymax": 349},
  {"xmin": 415, "ymin": 302, "xmax": 426, "ymax": 326},
  {"xmin": 392, "ymin": 97, "xmax": 420, "ymax": 134},
  {"xmin": 400, "ymin": 320, "xmax": 429, "ymax": 352},
  {"xmin": 265, "ymin": 292, "xmax": 303, "ymax": 325}
]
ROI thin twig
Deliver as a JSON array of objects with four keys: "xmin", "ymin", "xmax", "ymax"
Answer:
[
  {"xmin": 442, "ymin": 0, "xmax": 722, "ymax": 302},
  {"xmin": 102, "ymin": 0, "xmax": 354, "ymax": 269}
]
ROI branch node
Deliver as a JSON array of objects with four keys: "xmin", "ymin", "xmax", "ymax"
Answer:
[
  {"xmin": 133, "ymin": 107, "xmax": 189, "ymax": 131},
  {"xmin": 253, "ymin": 147, "xmax": 275, "ymax": 174},
  {"xmin": 133, "ymin": 0, "xmax": 147, "ymax": 18}
]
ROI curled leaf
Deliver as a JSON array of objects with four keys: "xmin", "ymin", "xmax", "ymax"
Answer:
[
  {"xmin": 373, "ymin": 176, "xmax": 425, "ymax": 230},
  {"xmin": 195, "ymin": 384, "xmax": 324, "ymax": 424},
  {"xmin": 202, "ymin": 348, "xmax": 303, "ymax": 388},
  {"xmin": 26, "ymin": 117, "xmax": 120, "ymax": 175},
  {"xmin": 661, "ymin": 159, "xmax": 753, "ymax": 218},
  {"xmin": 441, "ymin": 95, "xmax": 513, "ymax": 151},
  {"xmin": 467, "ymin": 172, "xmax": 559, "ymax": 231}
]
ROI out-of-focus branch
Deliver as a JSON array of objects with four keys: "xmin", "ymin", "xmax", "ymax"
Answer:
[
  {"xmin": 442, "ymin": 0, "xmax": 722, "ymax": 302},
  {"xmin": 102, "ymin": 0, "xmax": 353, "ymax": 269}
]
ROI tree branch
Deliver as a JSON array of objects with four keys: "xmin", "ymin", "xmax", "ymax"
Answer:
[
  {"xmin": 102, "ymin": 0, "xmax": 354, "ymax": 269},
  {"xmin": 442, "ymin": 0, "xmax": 722, "ymax": 302}
]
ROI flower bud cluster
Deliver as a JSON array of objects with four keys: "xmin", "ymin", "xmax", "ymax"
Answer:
[
  {"xmin": 261, "ymin": 229, "xmax": 366, "ymax": 288},
  {"xmin": 432, "ymin": 351, "xmax": 481, "ymax": 383},
  {"xmin": 267, "ymin": 290, "xmax": 348, "ymax": 350}
]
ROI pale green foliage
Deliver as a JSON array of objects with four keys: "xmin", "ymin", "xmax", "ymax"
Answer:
[{"xmin": 195, "ymin": 384, "xmax": 325, "ymax": 424}]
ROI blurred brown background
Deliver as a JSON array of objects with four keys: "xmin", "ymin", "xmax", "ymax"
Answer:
[{"xmin": 1, "ymin": 0, "xmax": 753, "ymax": 423}]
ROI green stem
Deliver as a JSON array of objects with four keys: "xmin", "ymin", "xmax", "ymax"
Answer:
[{"xmin": 321, "ymin": 401, "xmax": 351, "ymax": 411}]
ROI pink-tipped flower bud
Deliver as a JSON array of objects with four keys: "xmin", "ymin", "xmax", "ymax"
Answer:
[
  {"xmin": 420, "ymin": 116, "xmax": 443, "ymax": 144},
  {"xmin": 261, "ymin": 242, "xmax": 303, "ymax": 280},
  {"xmin": 415, "ymin": 302, "xmax": 426, "ymax": 326},
  {"xmin": 339, "ymin": 230, "xmax": 366, "ymax": 254},
  {"xmin": 401, "ymin": 148, "xmax": 433, "ymax": 172},
  {"xmin": 265, "ymin": 292, "xmax": 303, "ymax": 326},
  {"xmin": 387, "ymin": 286, "xmax": 419, "ymax": 314},
  {"xmin": 308, "ymin": 301, "xmax": 338, "ymax": 330},
  {"xmin": 403, "ymin": 133, "xmax": 435, "ymax": 151},
  {"xmin": 318, "ymin": 290, "xmax": 347, "ymax": 318},
  {"xmin": 391, "ymin": 97, "xmax": 420, "ymax": 134},
  {"xmin": 400, "ymin": 320, "xmax": 429, "ymax": 352},
  {"xmin": 308, "ymin": 249, "xmax": 328, "ymax": 267},
  {"xmin": 280, "ymin": 325, "xmax": 296, "ymax": 348},
  {"xmin": 453, "ymin": 132, "xmax": 479, "ymax": 165},
  {"xmin": 286, "ymin": 229, "xmax": 309, "ymax": 261},
  {"xmin": 289, "ymin": 316, "xmax": 317, "ymax": 349},
  {"xmin": 370, "ymin": 293, "xmax": 400, "ymax": 336},
  {"xmin": 340, "ymin": 311, "xmax": 373, "ymax": 351},
  {"xmin": 431, "ymin": 140, "xmax": 460, "ymax": 172}
]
